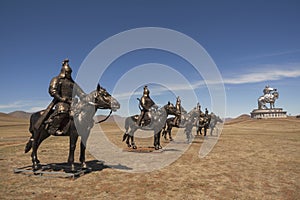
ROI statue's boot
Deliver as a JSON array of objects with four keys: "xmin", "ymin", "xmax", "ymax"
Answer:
[
  {"xmin": 136, "ymin": 114, "xmax": 144, "ymax": 126},
  {"xmin": 48, "ymin": 114, "xmax": 67, "ymax": 135}
]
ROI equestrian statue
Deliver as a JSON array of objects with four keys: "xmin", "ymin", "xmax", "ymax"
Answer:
[
  {"xmin": 24, "ymin": 59, "xmax": 120, "ymax": 170},
  {"xmin": 122, "ymin": 86, "xmax": 178, "ymax": 150},
  {"xmin": 162, "ymin": 100, "xmax": 201, "ymax": 142},
  {"xmin": 196, "ymin": 109, "xmax": 223, "ymax": 136},
  {"xmin": 257, "ymin": 85, "xmax": 279, "ymax": 109}
]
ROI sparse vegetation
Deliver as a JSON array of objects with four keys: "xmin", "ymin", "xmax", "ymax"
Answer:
[{"xmin": 0, "ymin": 114, "xmax": 299, "ymax": 199}]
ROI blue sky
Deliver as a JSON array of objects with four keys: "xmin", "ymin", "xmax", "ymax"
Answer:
[{"xmin": 0, "ymin": 0, "xmax": 299, "ymax": 117}]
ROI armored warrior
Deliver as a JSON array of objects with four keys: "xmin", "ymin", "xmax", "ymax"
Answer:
[
  {"xmin": 205, "ymin": 108, "xmax": 209, "ymax": 117},
  {"xmin": 47, "ymin": 59, "xmax": 86, "ymax": 135},
  {"xmin": 196, "ymin": 102, "xmax": 201, "ymax": 111},
  {"xmin": 263, "ymin": 85, "xmax": 275, "ymax": 99},
  {"xmin": 136, "ymin": 86, "xmax": 157, "ymax": 126},
  {"xmin": 173, "ymin": 96, "xmax": 182, "ymax": 126}
]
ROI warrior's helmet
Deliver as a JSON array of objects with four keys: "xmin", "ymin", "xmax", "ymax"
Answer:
[
  {"xmin": 143, "ymin": 85, "xmax": 150, "ymax": 96},
  {"xmin": 59, "ymin": 59, "xmax": 72, "ymax": 78},
  {"xmin": 196, "ymin": 102, "xmax": 201, "ymax": 111},
  {"xmin": 176, "ymin": 96, "xmax": 181, "ymax": 104}
]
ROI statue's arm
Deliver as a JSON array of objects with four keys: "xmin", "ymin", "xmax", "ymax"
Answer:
[
  {"xmin": 49, "ymin": 77, "xmax": 65, "ymax": 102},
  {"xmin": 73, "ymin": 83, "xmax": 86, "ymax": 100}
]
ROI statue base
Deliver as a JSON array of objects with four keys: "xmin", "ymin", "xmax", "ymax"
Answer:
[{"xmin": 250, "ymin": 108, "xmax": 287, "ymax": 119}]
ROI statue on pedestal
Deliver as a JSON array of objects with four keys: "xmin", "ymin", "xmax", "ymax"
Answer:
[{"xmin": 258, "ymin": 85, "xmax": 279, "ymax": 109}]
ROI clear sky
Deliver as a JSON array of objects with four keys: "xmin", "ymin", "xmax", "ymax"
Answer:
[{"xmin": 0, "ymin": 0, "xmax": 299, "ymax": 117}]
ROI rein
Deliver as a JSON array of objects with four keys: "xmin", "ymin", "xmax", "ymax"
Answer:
[{"xmin": 95, "ymin": 109, "xmax": 113, "ymax": 124}]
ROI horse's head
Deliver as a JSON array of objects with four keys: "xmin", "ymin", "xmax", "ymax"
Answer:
[
  {"xmin": 210, "ymin": 113, "xmax": 223, "ymax": 123},
  {"xmin": 272, "ymin": 91, "xmax": 279, "ymax": 99},
  {"xmin": 216, "ymin": 115, "xmax": 223, "ymax": 123},
  {"xmin": 87, "ymin": 84, "xmax": 120, "ymax": 112},
  {"xmin": 189, "ymin": 106, "xmax": 201, "ymax": 118},
  {"xmin": 164, "ymin": 101, "xmax": 178, "ymax": 115}
]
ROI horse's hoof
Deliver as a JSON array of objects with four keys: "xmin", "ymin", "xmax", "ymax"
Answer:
[
  {"xmin": 127, "ymin": 144, "xmax": 131, "ymax": 147},
  {"xmin": 81, "ymin": 162, "xmax": 87, "ymax": 169},
  {"xmin": 71, "ymin": 164, "xmax": 76, "ymax": 172},
  {"xmin": 132, "ymin": 145, "xmax": 137, "ymax": 149},
  {"xmin": 155, "ymin": 145, "xmax": 159, "ymax": 150},
  {"xmin": 32, "ymin": 163, "xmax": 40, "ymax": 171}
]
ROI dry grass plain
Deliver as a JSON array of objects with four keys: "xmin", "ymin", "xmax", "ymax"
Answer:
[{"xmin": 0, "ymin": 114, "xmax": 299, "ymax": 199}]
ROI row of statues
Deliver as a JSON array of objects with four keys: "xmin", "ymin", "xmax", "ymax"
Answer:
[
  {"xmin": 40, "ymin": 59, "xmax": 221, "ymax": 136},
  {"xmin": 25, "ymin": 58, "xmax": 220, "ymax": 170},
  {"xmin": 34, "ymin": 58, "xmax": 280, "ymax": 139}
]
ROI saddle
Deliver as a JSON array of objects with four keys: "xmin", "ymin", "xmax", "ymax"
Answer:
[{"xmin": 44, "ymin": 111, "xmax": 72, "ymax": 136}]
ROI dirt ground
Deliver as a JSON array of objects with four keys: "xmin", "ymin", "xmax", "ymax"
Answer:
[{"xmin": 0, "ymin": 116, "xmax": 299, "ymax": 199}]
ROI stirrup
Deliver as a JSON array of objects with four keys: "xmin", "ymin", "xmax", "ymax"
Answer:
[{"xmin": 55, "ymin": 130, "xmax": 64, "ymax": 136}]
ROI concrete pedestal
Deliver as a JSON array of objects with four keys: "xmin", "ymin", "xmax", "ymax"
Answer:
[{"xmin": 250, "ymin": 108, "xmax": 287, "ymax": 119}]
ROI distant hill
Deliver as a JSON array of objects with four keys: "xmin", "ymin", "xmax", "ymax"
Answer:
[
  {"xmin": 94, "ymin": 114, "xmax": 125, "ymax": 123},
  {"xmin": 8, "ymin": 111, "xmax": 32, "ymax": 120},
  {"xmin": 225, "ymin": 114, "xmax": 251, "ymax": 125},
  {"xmin": 0, "ymin": 112, "xmax": 29, "ymax": 125}
]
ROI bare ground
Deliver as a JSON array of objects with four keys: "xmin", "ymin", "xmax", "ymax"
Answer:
[{"xmin": 0, "ymin": 117, "xmax": 299, "ymax": 199}]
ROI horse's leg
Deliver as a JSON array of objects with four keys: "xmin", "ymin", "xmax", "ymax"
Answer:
[
  {"xmin": 31, "ymin": 132, "xmax": 39, "ymax": 170},
  {"xmin": 158, "ymin": 129, "xmax": 162, "ymax": 149},
  {"xmin": 79, "ymin": 140, "xmax": 87, "ymax": 168},
  {"xmin": 68, "ymin": 131, "xmax": 78, "ymax": 171},
  {"xmin": 130, "ymin": 134, "xmax": 137, "ymax": 149},
  {"xmin": 31, "ymin": 129, "xmax": 49, "ymax": 170},
  {"xmin": 127, "ymin": 126, "xmax": 137, "ymax": 149},
  {"xmin": 153, "ymin": 129, "xmax": 162, "ymax": 150},
  {"xmin": 196, "ymin": 127, "xmax": 199, "ymax": 135},
  {"xmin": 162, "ymin": 129, "xmax": 167, "ymax": 140},
  {"xmin": 154, "ymin": 131, "xmax": 159, "ymax": 150},
  {"xmin": 131, "ymin": 135, "xmax": 137, "ymax": 149},
  {"xmin": 168, "ymin": 126, "xmax": 173, "ymax": 141},
  {"xmin": 125, "ymin": 134, "xmax": 131, "ymax": 147}
]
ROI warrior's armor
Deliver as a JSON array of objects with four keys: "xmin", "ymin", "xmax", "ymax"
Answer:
[
  {"xmin": 137, "ymin": 86, "xmax": 157, "ymax": 126},
  {"xmin": 263, "ymin": 85, "xmax": 274, "ymax": 100},
  {"xmin": 173, "ymin": 96, "xmax": 182, "ymax": 126},
  {"xmin": 205, "ymin": 108, "xmax": 209, "ymax": 117},
  {"xmin": 47, "ymin": 59, "xmax": 86, "ymax": 135}
]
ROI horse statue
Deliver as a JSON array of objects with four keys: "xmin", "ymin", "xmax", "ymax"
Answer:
[
  {"xmin": 196, "ymin": 112, "xmax": 223, "ymax": 136},
  {"xmin": 122, "ymin": 102, "xmax": 178, "ymax": 150},
  {"xmin": 24, "ymin": 84, "xmax": 120, "ymax": 170},
  {"xmin": 258, "ymin": 89, "xmax": 279, "ymax": 109},
  {"xmin": 162, "ymin": 105, "xmax": 201, "ymax": 142}
]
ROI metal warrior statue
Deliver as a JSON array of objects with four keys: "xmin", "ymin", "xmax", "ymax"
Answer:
[
  {"xmin": 257, "ymin": 85, "xmax": 279, "ymax": 109},
  {"xmin": 25, "ymin": 59, "xmax": 120, "ymax": 170},
  {"xmin": 46, "ymin": 59, "xmax": 86, "ymax": 135},
  {"xmin": 136, "ymin": 85, "xmax": 158, "ymax": 126},
  {"xmin": 32, "ymin": 59, "xmax": 86, "ymax": 135},
  {"xmin": 173, "ymin": 96, "xmax": 182, "ymax": 126}
]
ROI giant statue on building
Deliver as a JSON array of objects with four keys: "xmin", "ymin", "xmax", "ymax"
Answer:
[
  {"xmin": 251, "ymin": 85, "xmax": 286, "ymax": 119},
  {"xmin": 257, "ymin": 85, "xmax": 279, "ymax": 109}
]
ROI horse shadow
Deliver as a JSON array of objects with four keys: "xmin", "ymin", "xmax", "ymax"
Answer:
[
  {"xmin": 14, "ymin": 160, "xmax": 112, "ymax": 179},
  {"xmin": 47, "ymin": 160, "xmax": 109, "ymax": 173}
]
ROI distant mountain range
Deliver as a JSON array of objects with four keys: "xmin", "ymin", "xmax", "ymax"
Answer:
[
  {"xmin": 1, "ymin": 111, "xmax": 298, "ymax": 122},
  {"xmin": 7, "ymin": 111, "xmax": 32, "ymax": 120},
  {"xmin": 0, "ymin": 111, "xmax": 125, "ymax": 123}
]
